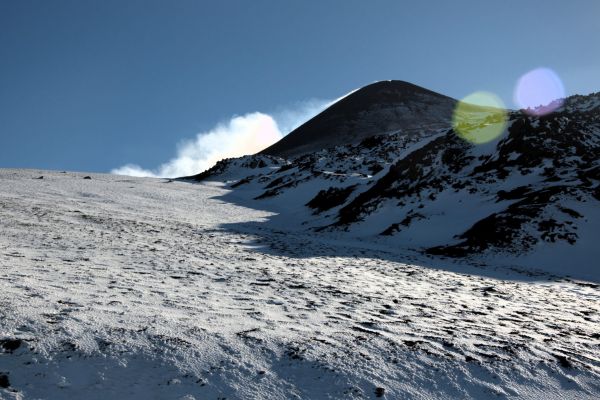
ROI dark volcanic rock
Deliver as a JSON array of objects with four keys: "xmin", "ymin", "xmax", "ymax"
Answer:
[
  {"xmin": 179, "ymin": 155, "xmax": 284, "ymax": 182},
  {"xmin": 0, "ymin": 373, "xmax": 9, "ymax": 389},
  {"xmin": 0, "ymin": 339, "xmax": 22, "ymax": 353},
  {"xmin": 306, "ymin": 185, "xmax": 357, "ymax": 213}
]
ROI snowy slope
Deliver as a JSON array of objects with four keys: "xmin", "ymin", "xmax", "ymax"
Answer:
[
  {"xmin": 1, "ymin": 169, "xmax": 599, "ymax": 399},
  {"xmin": 187, "ymin": 91, "xmax": 600, "ymax": 281}
]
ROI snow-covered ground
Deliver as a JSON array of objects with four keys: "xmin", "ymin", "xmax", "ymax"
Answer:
[{"xmin": 0, "ymin": 169, "xmax": 599, "ymax": 399}]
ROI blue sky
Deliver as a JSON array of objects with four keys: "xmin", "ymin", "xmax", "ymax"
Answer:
[{"xmin": 1, "ymin": 0, "xmax": 599, "ymax": 174}]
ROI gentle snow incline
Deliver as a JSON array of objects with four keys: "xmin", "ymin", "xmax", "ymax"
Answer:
[{"xmin": 0, "ymin": 169, "xmax": 599, "ymax": 399}]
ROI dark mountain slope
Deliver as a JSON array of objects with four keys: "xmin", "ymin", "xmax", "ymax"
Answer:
[{"xmin": 260, "ymin": 80, "xmax": 457, "ymax": 158}]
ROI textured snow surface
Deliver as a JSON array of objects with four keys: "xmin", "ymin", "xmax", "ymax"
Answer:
[{"xmin": 1, "ymin": 169, "xmax": 599, "ymax": 399}]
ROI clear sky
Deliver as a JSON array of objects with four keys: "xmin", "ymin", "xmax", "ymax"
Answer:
[{"xmin": 1, "ymin": 0, "xmax": 599, "ymax": 174}]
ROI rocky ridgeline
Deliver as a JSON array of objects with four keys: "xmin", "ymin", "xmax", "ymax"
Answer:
[{"xmin": 183, "ymin": 91, "xmax": 600, "ymax": 260}]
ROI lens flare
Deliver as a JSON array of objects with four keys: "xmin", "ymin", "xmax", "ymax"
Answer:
[
  {"xmin": 514, "ymin": 67, "xmax": 565, "ymax": 115},
  {"xmin": 453, "ymin": 91, "xmax": 508, "ymax": 144}
]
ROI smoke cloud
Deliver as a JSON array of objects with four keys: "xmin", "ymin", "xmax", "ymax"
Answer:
[{"xmin": 111, "ymin": 99, "xmax": 330, "ymax": 178}]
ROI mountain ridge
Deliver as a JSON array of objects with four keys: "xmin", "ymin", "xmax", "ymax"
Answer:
[{"xmin": 182, "ymin": 84, "xmax": 600, "ymax": 280}]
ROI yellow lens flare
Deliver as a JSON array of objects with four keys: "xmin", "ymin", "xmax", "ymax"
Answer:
[{"xmin": 453, "ymin": 91, "xmax": 508, "ymax": 144}]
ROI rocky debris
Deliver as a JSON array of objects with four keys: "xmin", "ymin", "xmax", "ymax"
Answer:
[
  {"xmin": 0, "ymin": 339, "xmax": 22, "ymax": 353},
  {"xmin": 179, "ymin": 155, "xmax": 284, "ymax": 182},
  {"xmin": 306, "ymin": 185, "xmax": 357, "ymax": 213},
  {"xmin": 554, "ymin": 354, "xmax": 574, "ymax": 369},
  {"xmin": 0, "ymin": 373, "xmax": 9, "ymax": 389}
]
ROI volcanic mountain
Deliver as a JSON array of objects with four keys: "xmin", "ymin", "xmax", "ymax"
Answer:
[
  {"xmin": 184, "ymin": 82, "xmax": 600, "ymax": 280},
  {"xmin": 260, "ymin": 80, "xmax": 457, "ymax": 158},
  {"xmin": 2, "ymin": 83, "xmax": 599, "ymax": 399}
]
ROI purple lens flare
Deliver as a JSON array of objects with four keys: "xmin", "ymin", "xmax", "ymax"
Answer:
[{"xmin": 514, "ymin": 68, "xmax": 565, "ymax": 115}]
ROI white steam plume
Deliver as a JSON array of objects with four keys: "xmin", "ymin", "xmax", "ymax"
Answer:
[{"xmin": 111, "ymin": 99, "xmax": 330, "ymax": 178}]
